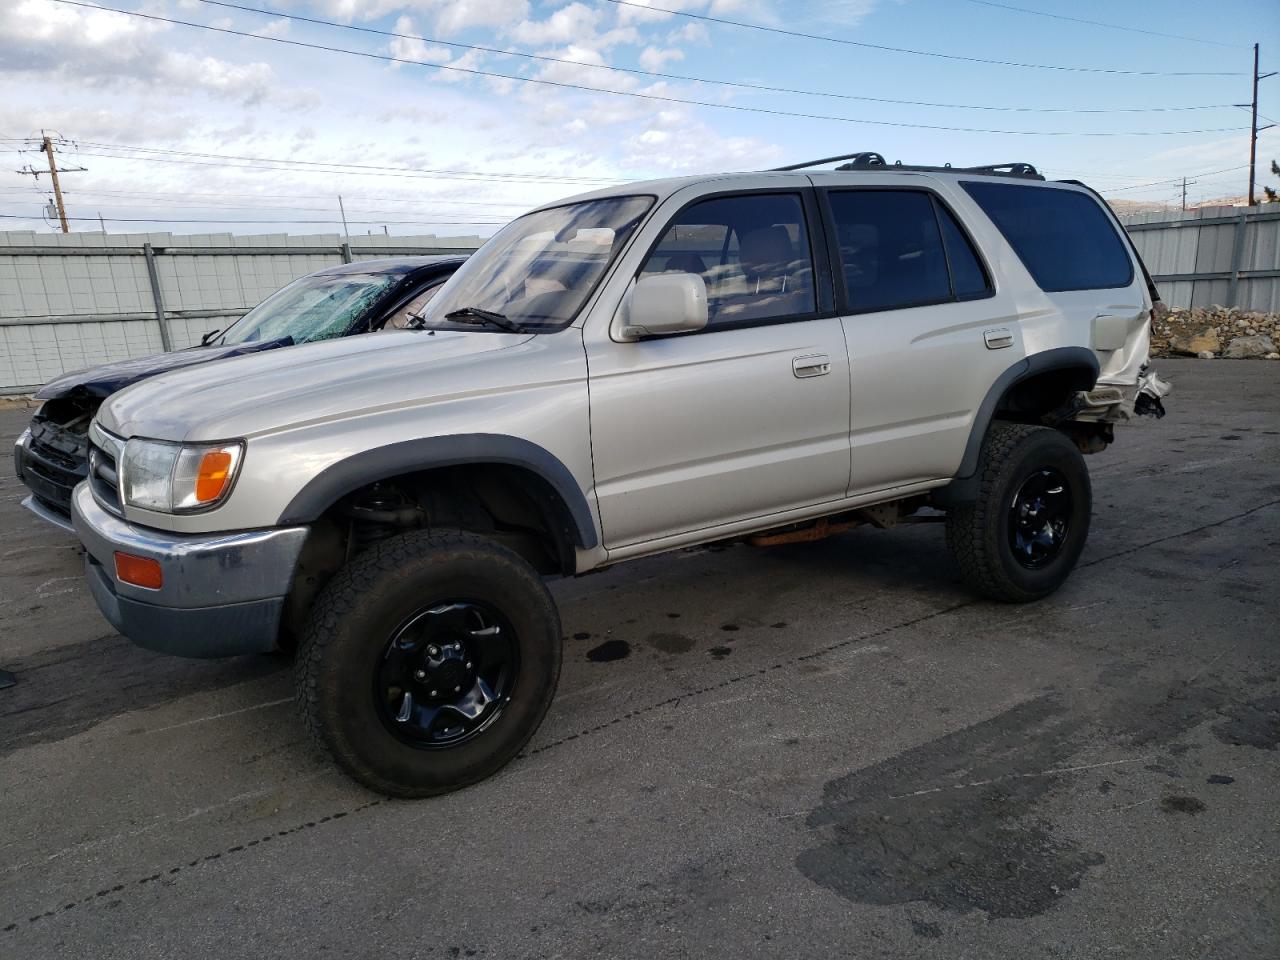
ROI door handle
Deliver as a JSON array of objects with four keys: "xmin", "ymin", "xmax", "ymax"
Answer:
[
  {"xmin": 983, "ymin": 328, "xmax": 1014, "ymax": 350},
  {"xmin": 793, "ymin": 354, "xmax": 831, "ymax": 378}
]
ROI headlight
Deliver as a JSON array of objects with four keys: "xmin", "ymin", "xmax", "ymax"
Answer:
[{"xmin": 120, "ymin": 438, "xmax": 244, "ymax": 513}]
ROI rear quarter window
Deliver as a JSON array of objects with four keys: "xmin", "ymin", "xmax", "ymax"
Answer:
[{"xmin": 961, "ymin": 181, "xmax": 1133, "ymax": 292}]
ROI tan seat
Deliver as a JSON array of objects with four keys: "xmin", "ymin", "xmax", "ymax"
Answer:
[
  {"xmin": 740, "ymin": 225, "xmax": 795, "ymax": 293},
  {"xmin": 713, "ymin": 225, "xmax": 812, "ymax": 322}
]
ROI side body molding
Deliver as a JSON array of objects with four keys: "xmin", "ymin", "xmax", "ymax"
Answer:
[
  {"xmin": 939, "ymin": 346, "xmax": 1100, "ymax": 502},
  {"xmin": 277, "ymin": 434, "xmax": 599, "ymax": 549}
]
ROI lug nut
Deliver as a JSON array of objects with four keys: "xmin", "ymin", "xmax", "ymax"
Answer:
[
  {"xmin": 427, "ymin": 645, "xmax": 440, "ymax": 657},
  {"xmin": 454, "ymin": 686, "xmax": 461, "ymax": 693},
  {"xmin": 414, "ymin": 669, "xmax": 426, "ymax": 680},
  {"xmin": 429, "ymin": 689, "xmax": 438, "ymax": 697},
  {"xmin": 465, "ymin": 661, "xmax": 472, "ymax": 669}
]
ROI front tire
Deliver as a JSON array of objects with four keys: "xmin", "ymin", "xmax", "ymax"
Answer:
[
  {"xmin": 295, "ymin": 529, "xmax": 562, "ymax": 797},
  {"xmin": 946, "ymin": 422, "xmax": 1091, "ymax": 603}
]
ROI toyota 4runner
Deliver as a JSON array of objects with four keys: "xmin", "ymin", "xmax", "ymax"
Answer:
[{"xmin": 66, "ymin": 154, "xmax": 1171, "ymax": 797}]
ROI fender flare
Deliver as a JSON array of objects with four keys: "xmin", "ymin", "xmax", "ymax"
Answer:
[
  {"xmin": 277, "ymin": 434, "xmax": 599, "ymax": 549},
  {"xmin": 941, "ymin": 346, "xmax": 1099, "ymax": 500}
]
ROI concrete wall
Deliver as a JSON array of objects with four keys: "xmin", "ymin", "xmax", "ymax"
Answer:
[{"xmin": 0, "ymin": 230, "xmax": 483, "ymax": 393}]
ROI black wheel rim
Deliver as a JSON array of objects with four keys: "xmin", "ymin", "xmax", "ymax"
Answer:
[
  {"xmin": 1007, "ymin": 467, "xmax": 1073, "ymax": 570},
  {"xmin": 374, "ymin": 600, "xmax": 519, "ymax": 750}
]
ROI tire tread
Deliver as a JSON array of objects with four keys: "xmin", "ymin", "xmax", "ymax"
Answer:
[
  {"xmin": 946, "ymin": 422, "xmax": 1085, "ymax": 603},
  {"xmin": 295, "ymin": 528, "xmax": 559, "ymax": 796}
]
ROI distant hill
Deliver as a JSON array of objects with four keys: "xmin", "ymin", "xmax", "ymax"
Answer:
[
  {"xmin": 1105, "ymin": 198, "xmax": 1178, "ymax": 215},
  {"xmin": 1106, "ymin": 195, "xmax": 1250, "ymax": 217},
  {"xmin": 1189, "ymin": 194, "xmax": 1247, "ymax": 209}
]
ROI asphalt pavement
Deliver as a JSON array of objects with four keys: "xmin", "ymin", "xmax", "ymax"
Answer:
[{"xmin": 1, "ymin": 358, "xmax": 1277, "ymax": 959}]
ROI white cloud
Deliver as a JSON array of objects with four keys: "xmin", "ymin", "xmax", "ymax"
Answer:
[
  {"xmin": 315, "ymin": 0, "xmax": 530, "ymax": 34},
  {"xmin": 638, "ymin": 46, "xmax": 685, "ymax": 72},
  {"xmin": 667, "ymin": 22, "xmax": 711, "ymax": 45},
  {"xmin": 509, "ymin": 3, "xmax": 601, "ymax": 46},
  {"xmin": 0, "ymin": 0, "xmax": 277, "ymax": 104},
  {"xmin": 436, "ymin": 0, "xmax": 530, "ymax": 35},
  {"xmin": 252, "ymin": 17, "xmax": 291, "ymax": 39},
  {"xmin": 387, "ymin": 16, "xmax": 456, "ymax": 67}
]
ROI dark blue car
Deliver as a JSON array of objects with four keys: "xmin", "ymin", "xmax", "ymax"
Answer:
[{"xmin": 14, "ymin": 255, "xmax": 466, "ymax": 528}]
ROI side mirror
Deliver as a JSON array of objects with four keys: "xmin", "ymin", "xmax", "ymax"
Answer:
[{"xmin": 618, "ymin": 273, "xmax": 708, "ymax": 340}]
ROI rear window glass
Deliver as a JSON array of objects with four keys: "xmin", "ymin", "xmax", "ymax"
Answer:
[
  {"xmin": 827, "ymin": 190, "xmax": 951, "ymax": 312},
  {"xmin": 961, "ymin": 182, "xmax": 1133, "ymax": 292}
]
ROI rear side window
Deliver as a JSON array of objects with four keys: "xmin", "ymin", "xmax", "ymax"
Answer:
[
  {"xmin": 962, "ymin": 181, "xmax": 1133, "ymax": 292},
  {"xmin": 936, "ymin": 203, "xmax": 990, "ymax": 299},
  {"xmin": 826, "ymin": 190, "xmax": 990, "ymax": 313}
]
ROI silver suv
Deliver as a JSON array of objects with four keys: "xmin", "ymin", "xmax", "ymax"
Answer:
[{"xmin": 68, "ymin": 154, "xmax": 1170, "ymax": 797}]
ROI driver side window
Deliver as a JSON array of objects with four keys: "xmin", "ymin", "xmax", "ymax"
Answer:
[{"xmin": 639, "ymin": 193, "xmax": 816, "ymax": 331}]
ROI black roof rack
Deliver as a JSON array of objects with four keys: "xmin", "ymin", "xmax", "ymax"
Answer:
[{"xmin": 770, "ymin": 152, "xmax": 1044, "ymax": 180}]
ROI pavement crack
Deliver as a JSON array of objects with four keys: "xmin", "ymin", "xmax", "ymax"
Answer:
[
  {"xmin": 1079, "ymin": 497, "xmax": 1280, "ymax": 569},
  {"xmin": 886, "ymin": 755, "xmax": 1154, "ymax": 800},
  {"xmin": 0, "ymin": 799, "xmax": 385, "ymax": 935}
]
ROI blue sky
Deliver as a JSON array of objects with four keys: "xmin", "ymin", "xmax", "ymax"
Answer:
[{"xmin": 1, "ymin": 0, "xmax": 1277, "ymax": 236}]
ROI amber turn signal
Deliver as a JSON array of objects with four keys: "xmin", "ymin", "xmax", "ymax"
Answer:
[
  {"xmin": 194, "ymin": 450, "xmax": 234, "ymax": 503},
  {"xmin": 114, "ymin": 552, "xmax": 163, "ymax": 590}
]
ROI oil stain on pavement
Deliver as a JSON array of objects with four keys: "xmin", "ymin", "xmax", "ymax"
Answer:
[
  {"xmin": 796, "ymin": 671, "xmax": 1280, "ymax": 920},
  {"xmin": 796, "ymin": 697, "xmax": 1102, "ymax": 919},
  {"xmin": 585, "ymin": 639, "xmax": 630, "ymax": 663}
]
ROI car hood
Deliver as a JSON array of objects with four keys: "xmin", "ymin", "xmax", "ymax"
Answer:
[
  {"xmin": 96, "ymin": 329, "xmax": 536, "ymax": 442},
  {"xmin": 35, "ymin": 339, "xmax": 291, "ymax": 401}
]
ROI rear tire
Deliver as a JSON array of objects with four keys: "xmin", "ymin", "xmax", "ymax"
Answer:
[
  {"xmin": 295, "ymin": 529, "xmax": 561, "ymax": 797},
  {"xmin": 946, "ymin": 422, "xmax": 1091, "ymax": 603}
]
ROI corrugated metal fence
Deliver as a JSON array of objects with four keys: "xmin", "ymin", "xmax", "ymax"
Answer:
[
  {"xmin": 1117, "ymin": 206, "xmax": 1280, "ymax": 312},
  {"xmin": 2, "ymin": 209, "xmax": 1279, "ymax": 393},
  {"xmin": 0, "ymin": 230, "xmax": 482, "ymax": 394}
]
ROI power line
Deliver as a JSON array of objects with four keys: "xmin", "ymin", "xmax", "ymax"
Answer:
[
  {"xmin": 65, "ymin": 140, "xmax": 625, "ymax": 182},
  {"xmin": 0, "ymin": 185, "xmax": 532, "ymax": 208},
  {"xmin": 1101, "ymin": 164, "xmax": 1250, "ymax": 194},
  {"xmin": 597, "ymin": 0, "xmax": 1244, "ymax": 75},
  {"xmin": 0, "ymin": 202, "xmax": 509, "ymax": 222},
  {"xmin": 0, "ymin": 213, "xmax": 501, "ymax": 226},
  {"xmin": 191, "ymin": 0, "xmax": 1239, "ymax": 115},
  {"xmin": 47, "ymin": 148, "xmax": 629, "ymax": 186},
  {"xmin": 954, "ymin": 0, "xmax": 1244, "ymax": 49},
  {"xmin": 44, "ymin": 1, "xmax": 1251, "ymax": 137},
  {"xmin": 66, "ymin": 149, "xmax": 616, "ymax": 183}
]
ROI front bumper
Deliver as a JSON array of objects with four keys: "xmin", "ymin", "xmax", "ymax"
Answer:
[{"xmin": 71, "ymin": 482, "xmax": 309, "ymax": 658}]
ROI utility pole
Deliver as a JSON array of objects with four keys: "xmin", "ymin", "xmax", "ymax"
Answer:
[
  {"xmin": 1246, "ymin": 43, "xmax": 1277, "ymax": 206},
  {"xmin": 1181, "ymin": 176, "xmax": 1187, "ymax": 211},
  {"xmin": 17, "ymin": 133, "xmax": 85, "ymax": 231},
  {"xmin": 338, "ymin": 195, "xmax": 350, "ymax": 242},
  {"xmin": 42, "ymin": 135, "xmax": 69, "ymax": 232}
]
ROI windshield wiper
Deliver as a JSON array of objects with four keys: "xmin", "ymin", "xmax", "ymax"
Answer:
[{"xmin": 443, "ymin": 306, "xmax": 524, "ymax": 333}]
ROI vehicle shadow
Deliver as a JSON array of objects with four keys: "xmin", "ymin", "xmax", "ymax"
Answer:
[{"xmin": 0, "ymin": 634, "xmax": 290, "ymax": 759}]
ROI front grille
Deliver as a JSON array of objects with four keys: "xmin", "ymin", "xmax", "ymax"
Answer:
[
  {"xmin": 87, "ymin": 423, "xmax": 125, "ymax": 516},
  {"xmin": 21, "ymin": 418, "xmax": 90, "ymax": 516}
]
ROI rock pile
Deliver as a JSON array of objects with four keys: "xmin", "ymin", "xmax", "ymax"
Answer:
[{"xmin": 1150, "ymin": 303, "xmax": 1280, "ymax": 360}]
